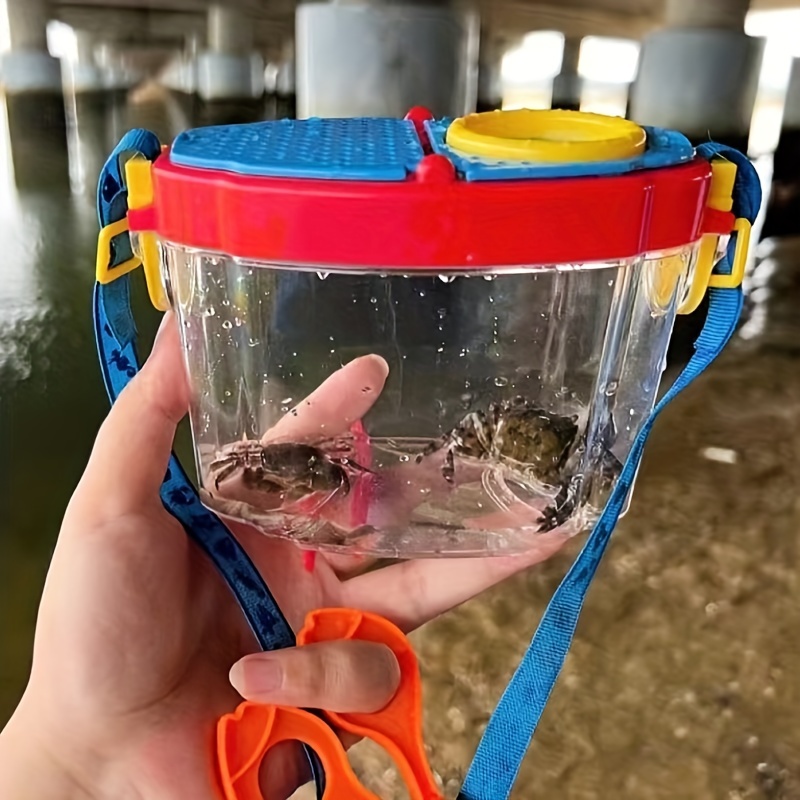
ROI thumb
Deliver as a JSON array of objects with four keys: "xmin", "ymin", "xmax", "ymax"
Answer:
[
  {"xmin": 71, "ymin": 312, "xmax": 189, "ymax": 520},
  {"xmin": 229, "ymin": 640, "xmax": 401, "ymax": 714}
]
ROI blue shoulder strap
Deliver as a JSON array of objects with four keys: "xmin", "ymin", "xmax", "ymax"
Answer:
[
  {"xmin": 94, "ymin": 129, "xmax": 326, "ymax": 798},
  {"xmin": 458, "ymin": 143, "xmax": 761, "ymax": 800}
]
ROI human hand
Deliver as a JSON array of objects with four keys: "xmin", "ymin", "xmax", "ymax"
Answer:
[{"xmin": 0, "ymin": 313, "xmax": 566, "ymax": 800}]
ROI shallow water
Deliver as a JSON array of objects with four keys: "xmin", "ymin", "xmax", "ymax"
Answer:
[
  {"xmin": 202, "ymin": 433, "xmax": 589, "ymax": 558},
  {"xmin": 1, "ymin": 89, "xmax": 798, "ymax": 798}
]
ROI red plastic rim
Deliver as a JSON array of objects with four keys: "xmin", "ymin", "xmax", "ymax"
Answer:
[{"xmin": 127, "ymin": 150, "xmax": 715, "ymax": 269}]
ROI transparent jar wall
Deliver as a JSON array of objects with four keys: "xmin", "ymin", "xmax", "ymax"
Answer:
[{"xmin": 163, "ymin": 243, "xmax": 696, "ymax": 557}]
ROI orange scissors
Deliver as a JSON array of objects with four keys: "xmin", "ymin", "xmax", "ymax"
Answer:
[{"xmin": 216, "ymin": 608, "xmax": 443, "ymax": 800}]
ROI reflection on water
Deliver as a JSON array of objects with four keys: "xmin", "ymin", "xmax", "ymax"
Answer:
[{"xmin": 0, "ymin": 87, "xmax": 798, "ymax": 798}]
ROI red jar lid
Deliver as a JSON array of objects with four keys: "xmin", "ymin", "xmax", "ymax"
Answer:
[{"xmin": 126, "ymin": 112, "xmax": 721, "ymax": 269}]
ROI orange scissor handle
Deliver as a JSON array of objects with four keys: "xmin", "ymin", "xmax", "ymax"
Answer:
[
  {"xmin": 217, "ymin": 702, "xmax": 378, "ymax": 800},
  {"xmin": 216, "ymin": 608, "xmax": 443, "ymax": 800},
  {"xmin": 298, "ymin": 609, "xmax": 442, "ymax": 800}
]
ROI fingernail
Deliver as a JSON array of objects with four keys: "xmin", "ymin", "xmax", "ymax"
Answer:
[{"xmin": 230, "ymin": 656, "xmax": 284, "ymax": 699}]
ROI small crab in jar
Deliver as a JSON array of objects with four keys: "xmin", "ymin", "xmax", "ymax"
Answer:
[
  {"xmin": 208, "ymin": 433, "xmax": 371, "ymax": 500},
  {"xmin": 416, "ymin": 395, "xmax": 621, "ymax": 532}
]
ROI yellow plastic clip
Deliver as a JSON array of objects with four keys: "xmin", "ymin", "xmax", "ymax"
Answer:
[
  {"xmin": 708, "ymin": 217, "xmax": 751, "ymax": 290},
  {"xmin": 96, "ymin": 218, "xmax": 141, "ymax": 284},
  {"xmin": 125, "ymin": 157, "xmax": 169, "ymax": 311},
  {"xmin": 677, "ymin": 159, "xmax": 749, "ymax": 315}
]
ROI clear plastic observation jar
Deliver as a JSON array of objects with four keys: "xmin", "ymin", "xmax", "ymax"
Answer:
[{"xmin": 124, "ymin": 109, "xmax": 738, "ymax": 558}]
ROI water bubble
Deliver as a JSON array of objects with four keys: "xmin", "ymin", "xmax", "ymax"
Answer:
[
  {"xmin": 399, "ymin": 454, "xmax": 410, "ymax": 463},
  {"xmin": 369, "ymin": 297, "xmax": 378, "ymax": 304},
  {"xmin": 224, "ymin": 390, "xmax": 231, "ymax": 397},
  {"xmin": 418, "ymin": 290, "xmax": 426, "ymax": 298},
  {"xmin": 221, "ymin": 299, "xmax": 230, "ymax": 307},
  {"xmin": 494, "ymin": 376, "xmax": 509, "ymax": 387},
  {"xmin": 330, "ymin": 349, "xmax": 335, "ymax": 354},
  {"xmin": 329, "ymin": 335, "xmax": 335, "ymax": 341},
  {"xmin": 483, "ymin": 274, "xmax": 496, "ymax": 281},
  {"xmin": 437, "ymin": 346, "xmax": 444, "ymax": 353},
  {"xmin": 608, "ymin": 279, "xmax": 614, "ymax": 287},
  {"xmin": 436, "ymin": 308, "xmax": 447, "ymax": 319},
  {"xmin": 419, "ymin": 487, "xmax": 431, "ymax": 496},
  {"xmin": 604, "ymin": 381, "xmax": 619, "ymax": 397},
  {"xmin": 438, "ymin": 274, "xmax": 455, "ymax": 283},
  {"xmin": 292, "ymin": 352, "xmax": 298, "ymax": 357},
  {"xmin": 489, "ymin": 296, "xmax": 495, "ymax": 303},
  {"xmin": 222, "ymin": 320, "xmax": 233, "ymax": 330},
  {"xmin": 629, "ymin": 408, "xmax": 636, "ymax": 416},
  {"xmin": 316, "ymin": 271, "xmax": 329, "ymax": 280},
  {"xmin": 281, "ymin": 397, "xmax": 293, "ymax": 404},
  {"xmin": 460, "ymin": 392, "xmax": 473, "ymax": 408},
  {"xmin": 248, "ymin": 338, "xmax": 259, "ymax": 347},
  {"xmin": 204, "ymin": 306, "xmax": 216, "ymax": 317}
]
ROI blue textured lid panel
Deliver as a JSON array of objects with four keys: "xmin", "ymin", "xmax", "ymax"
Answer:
[
  {"xmin": 424, "ymin": 120, "xmax": 696, "ymax": 181},
  {"xmin": 170, "ymin": 118, "xmax": 425, "ymax": 181}
]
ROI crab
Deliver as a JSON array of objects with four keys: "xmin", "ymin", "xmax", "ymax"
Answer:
[
  {"xmin": 208, "ymin": 434, "xmax": 370, "ymax": 499},
  {"xmin": 416, "ymin": 395, "xmax": 621, "ymax": 532}
]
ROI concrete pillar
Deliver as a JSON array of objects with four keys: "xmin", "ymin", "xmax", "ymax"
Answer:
[
  {"xmin": 1, "ymin": 0, "xmax": 62, "ymax": 94},
  {"xmin": 650, "ymin": 0, "xmax": 761, "ymax": 368},
  {"xmin": 629, "ymin": 0, "xmax": 764, "ymax": 151},
  {"xmin": 760, "ymin": 58, "xmax": 800, "ymax": 238},
  {"xmin": 196, "ymin": 4, "xmax": 265, "ymax": 101},
  {"xmin": 296, "ymin": 1, "xmax": 479, "ymax": 119},
  {"xmin": 477, "ymin": 32, "xmax": 517, "ymax": 112},
  {"xmin": 62, "ymin": 30, "xmax": 104, "ymax": 93},
  {"xmin": 551, "ymin": 34, "xmax": 583, "ymax": 112}
]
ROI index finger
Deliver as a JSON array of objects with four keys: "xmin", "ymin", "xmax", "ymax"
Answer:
[{"xmin": 264, "ymin": 354, "xmax": 389, "ymax": 444}]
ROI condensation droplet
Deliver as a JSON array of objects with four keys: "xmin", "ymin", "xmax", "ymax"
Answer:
[
  {"xmin": 369, "ymin": 297, "xmax": 378, "ymax": 304},
  {"xmin": 316, "ymin": 271, "xmax": 329, "ymax": 280},
  {"xmin": 222, "ymin": 320, "xmax": 233, "ymax": 330},
  {"xmin": 204, "ymin": 306, "xmax": 216, "ymax": 317},
  {"xmin": 281, "ymin": 397, "xmax": 293, "ymax": 404},
  {"xmin": 437, "ymin": 346, "xmax": 444, "ymax": 353},
  {"xmin": 224, "ymin": 390, "xmax": 231, "ymax": 397},
  {"xmin": 494, "ymin": 376, "xmax": 509, "ymax": 387},
  {"xmin": 604, "ymin": 381, "xmax": 619, "ymax": 397},
  {"xmin": 399, "ymin": 454, "xmax": 410, "ymax": 462},
  {"xmin": 483, "ymin": 274, "xmax": 496, "ymax": 281},
  {"xmin": 436, "ymin": 308, "xmax": 447, "ymax": 318},
  {"xmin": 438, "ymin": 274, "xmax": 455, "ymax": 283}
]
